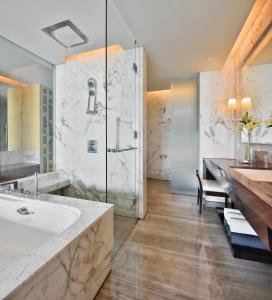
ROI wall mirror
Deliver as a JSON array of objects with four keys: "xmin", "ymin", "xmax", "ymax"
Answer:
[
  {"xmin": 241, "ymin": 27, "xmax": 272, "ymax": 144},
  {"xmin": 0, "ymin": 36, "xmax": 54, "ymax": 182}
]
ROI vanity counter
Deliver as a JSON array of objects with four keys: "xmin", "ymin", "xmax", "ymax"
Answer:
[
  {"xmin": 16, "ymin": 172, "xmax": 71, "ymax": 194},
  {"xmin": 204, "ymin": 158, "xmax": 272, "ymax": 250},
  {"xmin": 0, "ymin": 192, "xmax": 113, "ymax": 300}
]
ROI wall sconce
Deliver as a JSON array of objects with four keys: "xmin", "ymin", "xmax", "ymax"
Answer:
[
  {"xmin": 228, "ymin": 98, "xmax": 237, "ymax": 110},
  {"xmin": 241, "ymin": 97, "xmax": 252, "ymax": 110},
  {"xmin": 227, "ymin": 98, "xmax": 238, "ymax": 121}
]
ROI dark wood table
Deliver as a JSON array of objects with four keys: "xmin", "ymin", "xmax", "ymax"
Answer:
[{"xmin": 203, "ymin": 158, "xmax": 272, "ymax": 251}]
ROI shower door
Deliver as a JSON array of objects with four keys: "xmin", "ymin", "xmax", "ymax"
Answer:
[{"xmin": 106, "ymin": 44, "xmax": 138, "ymax": 218}]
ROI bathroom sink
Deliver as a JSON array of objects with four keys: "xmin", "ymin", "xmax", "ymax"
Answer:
[{"xmin": 234, "ymin": 168, "xmax": 272, "ymax": 183}]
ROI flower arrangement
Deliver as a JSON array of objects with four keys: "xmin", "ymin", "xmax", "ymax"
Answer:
[
  {"xmin": 238, "ymin": 112, "xmax": 262, "ymax": 163},
  {"xmin": 238, "ymin": 112, "xmax": 262, "ymax": 134}
]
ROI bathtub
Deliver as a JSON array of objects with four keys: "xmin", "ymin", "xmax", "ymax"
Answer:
[
  {"xmin": 0, "ymin": 192, "xmax": 113, "ymax": 300},
  {"xmin": 0, "ymin": 194, "xmax": 81, "ymax": 268}
]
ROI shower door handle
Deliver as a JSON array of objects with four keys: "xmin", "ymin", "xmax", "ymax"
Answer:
[{"xmin": 107, "ymin": 147, "xmax": 137, "ymax": 153}]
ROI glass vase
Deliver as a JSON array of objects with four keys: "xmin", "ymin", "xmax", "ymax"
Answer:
[{"xmin": 245, "ymin": 133, "xmax": 253, "ymax": 164}]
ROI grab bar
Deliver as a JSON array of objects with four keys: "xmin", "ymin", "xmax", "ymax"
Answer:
[
  {"xmin": 107, "ymin": 147, "xmax": 137, "ymax": 153},
  {"xmin": 116, "ymin": 117, "xmax": 120, "ymax": 151}
]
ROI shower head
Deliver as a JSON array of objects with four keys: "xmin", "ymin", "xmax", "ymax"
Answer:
[{"xmin": 86, "ymin": 78, "xmax": 97, "ymax": 114}]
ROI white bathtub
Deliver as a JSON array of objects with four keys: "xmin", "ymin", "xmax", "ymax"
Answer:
[{"xmin": 0, "ymin": 194, "xmax": 81, "ymax": 268}]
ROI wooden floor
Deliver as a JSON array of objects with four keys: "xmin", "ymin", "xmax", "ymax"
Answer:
[{"xmin": 96, "ymin": 179, "xmax": 272, "ymax": 300}]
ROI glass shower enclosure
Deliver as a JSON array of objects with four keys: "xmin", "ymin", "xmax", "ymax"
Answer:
[{"xmin": 106, "ymin": 1, "xmax": 139, "ymax": 252}]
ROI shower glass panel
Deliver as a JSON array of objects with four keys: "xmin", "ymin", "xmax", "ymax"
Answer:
[{"xmin": 106, "ymin": 0, "xmax": 138, "ymax": 253}]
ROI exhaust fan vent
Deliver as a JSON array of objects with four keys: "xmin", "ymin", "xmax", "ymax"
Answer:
[{"xmin": 42, "ymin": 20, "xmax": 89, "ymax": 48}]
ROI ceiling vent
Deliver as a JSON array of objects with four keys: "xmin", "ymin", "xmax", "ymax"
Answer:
[{"xmin": 42, "ymin": 20, "xmax": 89, "ymax": 48}]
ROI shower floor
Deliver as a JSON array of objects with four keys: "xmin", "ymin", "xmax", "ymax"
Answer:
[{"xmin": 113, "ymin": 215, "xmax": 137, "ymax": 257}]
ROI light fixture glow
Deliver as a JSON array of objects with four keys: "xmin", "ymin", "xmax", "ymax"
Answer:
[
  {"xmin": 63, "ymin": 45, "xmax": 123, "ymax": 62},
  {"xmin": 241, "ymin": 97, "xmax": 252, "ymax": 109},
  {"xmin": 0, "ymin": 75, "xmax": 25, "ymax": 89},
  {"xmin": 42, "ymin": 20, "xmax": 89, "ymax": 48},
  {"xmin": 228, "ymin": 98, "xmax": 237, "ymax": 110}
]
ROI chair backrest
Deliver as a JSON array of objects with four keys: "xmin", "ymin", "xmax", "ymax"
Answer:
[{"xmin": 195, "ymin": 169, "xmax": 203, "ymax": 191}]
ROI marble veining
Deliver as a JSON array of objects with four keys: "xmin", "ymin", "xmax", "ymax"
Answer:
[
  {"xmin": 241, "ymin": 63, "xmax": 272, "ymax": 144},
  {"xmin": 16, "ymin": 172, "xmax": 71, "ymax": 194},
  {"xmin": 199, "ymin": 71, "xmax": 235, "ymax": 172},
  {"xmin": 0, "ymin": 192, "xmax": 113, "ymax": 300},
  {"xmin": 55, "ymin": 47, "xmax": 146, "ymax": 218},
  {"xmin": 147, "ymin": 90, "xmax": 171, "ymax": 180}
]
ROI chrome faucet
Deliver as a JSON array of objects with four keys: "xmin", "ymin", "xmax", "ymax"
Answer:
[
  {"xmin": 34, "ymin": 172, "xmax": 39, "ymax": 197},
  {"xmin": 0, "ymin": 181, "xmax": 18, "ymax": 193}
]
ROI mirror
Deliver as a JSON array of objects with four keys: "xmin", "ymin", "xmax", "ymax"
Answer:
[
  {"xmin": 0, "ymin": 81, "xmax": 24, "ymax": 153},
  {"xmin": 0, "ymin": 36, "xmax": 54, "ymax": 182},
  {"xmin": 0, "ymin": 83, "xmax": 10, "ymax": 152},
  {"xmin": 241, "ymin": 29, "xmax": 272, "ymax": 144}
]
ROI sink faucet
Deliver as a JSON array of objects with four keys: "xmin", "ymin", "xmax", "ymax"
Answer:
[
  {"xmin": 0, "ymin": 181, "xmax": 18, "ymax": 193},
  {"xmin": 34, "ymin": 172, "xmax": 39, "ymax": 197}
]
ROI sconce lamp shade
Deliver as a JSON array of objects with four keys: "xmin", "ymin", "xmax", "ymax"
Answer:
[
  {"xmin": 241, "ymin": 97, "xmax": 252, "ymax": 109},
  {"xmin": 228, "ymin": 98, "xmax": 237, "ymax": 110}
]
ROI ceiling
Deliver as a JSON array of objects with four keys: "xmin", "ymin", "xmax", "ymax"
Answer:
[
  {"xmin": 0, "ymin": 37, "xmax": 53, "ymax": 88},
  {"xmin": 251, "ymin": 38, "xmax": 272, "ymax": 66},
  {"xmin": 114, "ymin": 0, "xmax": 255, "ymax": 90},
  {"xmin": 0, "ymin": 0, "xmax": 255, "ymax": 90}
]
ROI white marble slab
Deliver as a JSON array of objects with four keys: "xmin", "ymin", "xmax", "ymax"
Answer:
[
  {"xmin": 55, "ymin": 46, "xmax": 147, "ymax": 218},
  {"xmin": 199, "ymin": 71, "xmax": 235, "ymax": 173},
  {"xmin": 16, "ymin": 172, "xmax": 71, "ymax": 194},
  {"xmin": 0, "ymin": 192, "xmax": 113, "ymax": 299},
  {"xmin": 147, "ymin": 90, "xmax": 171, "ymax": 180}
]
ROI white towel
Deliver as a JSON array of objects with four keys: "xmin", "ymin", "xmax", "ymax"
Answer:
[
  {"xmin": 224, "ymin": 208, "xmax": 257, "ymax": 236},
  {"xmin": 228, "ymin": 218, "xmax": 257, "ymax": 236},
  {"xmin": 224, "ymin": 208, "xmax": 244, "ymax": 225}
]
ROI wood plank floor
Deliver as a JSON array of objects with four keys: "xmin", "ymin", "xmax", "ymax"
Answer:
[{"xmin": 96, "ymin": 179, "xmax": 272, "ymax": 300}]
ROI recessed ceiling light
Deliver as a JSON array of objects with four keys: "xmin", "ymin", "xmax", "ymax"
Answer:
[
  {"xmin": 42, "ymin": 20, "xmax": 89, "ymax": 48},
  {"xmin": 208, "ymin": 57, "xmax": 212, "ymax": 61}
]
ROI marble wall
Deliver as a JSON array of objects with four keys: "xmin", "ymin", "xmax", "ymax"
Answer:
[
  {"xmin": 147, "ymin": 90, "xmax": 171, "ymax": 180},
  {"xmin": 233, "ymin": 63, "xmax": 272, "ymax": 161},
  {"xmin": 55, "ymin": 47, "xmax": 146, "ymax": 218},
  {"xmin": 241, "ymin": 63, "xmax": 272, "ymax": 145},
  {"xmin": 199, "ymin": 71, "xmax": 235, "ymax": 173}
]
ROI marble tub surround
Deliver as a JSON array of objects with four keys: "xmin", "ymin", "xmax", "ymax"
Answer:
[
  {"xmin": 16, "ymin": 172, "xmax": 71, "ymax": 194},
  {"xmin": 147, "ymin": 90, "xmax": 171, "ymax": 180},
  {"xmin": 0, "ymin": 193, "xmax": 113, "ymax": 300}
]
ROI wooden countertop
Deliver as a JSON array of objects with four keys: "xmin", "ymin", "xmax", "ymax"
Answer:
[
  {"xmin": 204, "ymin": 158, "xmax": 272, "ymax": 250},
  {"xmin": 206, "ymin": 158, "xmax": 272, "ymax": 207}
]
